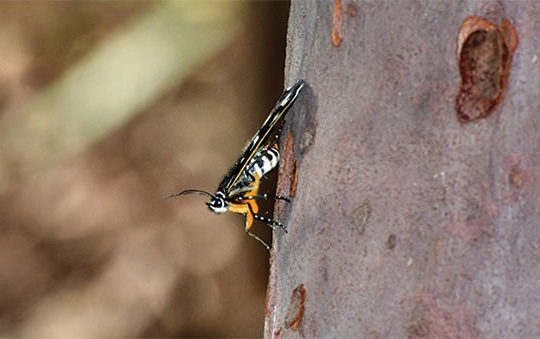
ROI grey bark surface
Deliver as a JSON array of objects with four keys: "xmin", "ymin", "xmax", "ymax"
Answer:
[{"xmin": 266, "ymin": 1, "xmax": 540, "ymax": 338}]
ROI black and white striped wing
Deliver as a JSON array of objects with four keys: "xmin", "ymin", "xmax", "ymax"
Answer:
[{"xmin": 217, "ymin": 79, "xmax": 305, "ymax": 194}]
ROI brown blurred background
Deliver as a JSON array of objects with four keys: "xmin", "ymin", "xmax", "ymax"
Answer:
[{"xmin": 0, "ymin": 1, "xmax": 290, "ymax": 337}]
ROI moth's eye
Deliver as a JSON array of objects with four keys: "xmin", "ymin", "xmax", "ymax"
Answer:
[{"xmin": 211, "ymin": 199, "xmax": 223, "ymax": 208}]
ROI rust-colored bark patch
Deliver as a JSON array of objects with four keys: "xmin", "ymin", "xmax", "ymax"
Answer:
[
  {"xmin": 276, "ymin": 132, "xmax": 295, "ymax": 216},
  {"xmin": 509, "ymin": 165, "xmax": 524, "ymax": 188},
  {"xmin": 432, "ymin": 238, "xmax": 443, "ymax": 259},
  {"xmin": 332, "ymin": 0, "xmax": 343, "ymax": 47},
  {"xmin": 284, "ymin": 283, "xmax": 306, "ymax": 331},
  {"xmin": 502, "ymin": 154, "xmax": 533, "ymax": 193},
  {"xmin": 455, "ymin": 16, "xmax": 518, "ymax": 123}
]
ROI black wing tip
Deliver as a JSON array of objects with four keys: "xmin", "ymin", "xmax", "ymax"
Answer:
[
  {"xmin": 287, "ymin": 79, "xmax": 305, "ymax": 92},
  {"xmin": 279, "ymin": 80, "xmax": 305, "ymax": 107}
]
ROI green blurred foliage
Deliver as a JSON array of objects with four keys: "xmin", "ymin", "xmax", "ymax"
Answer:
[{"xmin": 0, "ymin": 1, "xmax": 289, "ymax": 337}]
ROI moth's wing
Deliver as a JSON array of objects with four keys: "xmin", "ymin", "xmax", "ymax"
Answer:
[{"xmin": 218, "ymin": 80, "xmax": 305, "ymax": 193}]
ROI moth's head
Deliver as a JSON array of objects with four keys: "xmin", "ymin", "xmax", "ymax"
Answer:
[
  {"xmin": 206, "ymin": 193, "xmax": 228, "ymax": 214},
  {"xmin": 165, "ymin": 189, "xmax": 227, "ymax": 212}
]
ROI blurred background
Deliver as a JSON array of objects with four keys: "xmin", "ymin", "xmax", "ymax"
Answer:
[{"xmin": 0, "ymin": 1, "xmax": 290, "ymax": 337}]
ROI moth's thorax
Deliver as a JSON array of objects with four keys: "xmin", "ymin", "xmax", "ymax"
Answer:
[{"xmin": 206, "ymin": 192, "xmax": 228, "ymax": 214}]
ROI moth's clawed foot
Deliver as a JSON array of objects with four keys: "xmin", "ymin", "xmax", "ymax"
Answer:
[{"xmin": 276, "ymin": 196, "xmax": 291, "ymax": 203}]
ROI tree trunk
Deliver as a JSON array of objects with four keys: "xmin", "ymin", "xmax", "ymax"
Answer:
[{"xmin": 266, "ymin": 1, "xmax": 539, "ymax": 337}]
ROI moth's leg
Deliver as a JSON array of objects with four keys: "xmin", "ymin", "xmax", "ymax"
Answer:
[
  {"xmin": 243, "ymin": 204, "xmax": 270, "ymax": 250},
  {"xmin": 229, "ymin": 201, "xmax": 270, "ymax": 251},
  {"xmin": 262, "ymin": 133, "xmax": 280, "ymax": 150},
  {"xmin": 245, "ymin": 224, "xmax": 270, "ymax": 251},
  {"xmin": 254, "ymin": 214, "xmax": 288, "ymax": 233},
  {"xmin": 247, "ymin": 202, "xmax": 288, "ymax": 233},
  {"xmin": 275, "ymin": 195, "xmax": 291, "ymax": 202}
]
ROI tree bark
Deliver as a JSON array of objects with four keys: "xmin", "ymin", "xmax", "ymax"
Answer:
[{"xmin": 266, "ymin": 1, "xmax": 540, "ymax": 337}]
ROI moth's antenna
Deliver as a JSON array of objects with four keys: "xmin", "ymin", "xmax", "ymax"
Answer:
[{"xmin": 164, "ymin": 189, "xmax": 214, "ymax": 200}]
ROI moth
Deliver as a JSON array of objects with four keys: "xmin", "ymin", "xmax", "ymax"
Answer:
[{"xmin": 167, "ymin": 80, "xmax": 305, "ymax": 249}]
